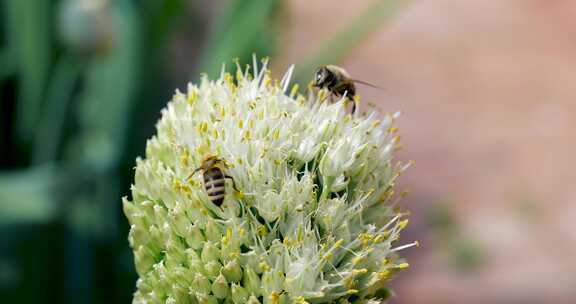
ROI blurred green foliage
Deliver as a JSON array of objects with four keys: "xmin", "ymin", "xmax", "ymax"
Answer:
[
  {"xmin": 0, "ymin": 0, "xmax": 401, "ymax": 302},
  {"xmin": 427, "ymin": 202, "xmax": 486, "ymax": 272}
]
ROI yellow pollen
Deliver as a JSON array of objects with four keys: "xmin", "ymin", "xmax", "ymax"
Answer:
[
  {"xmin": 198, "ymin": 121, "xmax": 208, "ymax": 133},
  {"xmin": 173, "ymin": 179, "xmax": 183, "ymax": 191},
  {"xmin": 234, "ymin": 191, "xmax": 244, "ymax": 199},
  {"xmin": 180, "ymin": 151, "xmax": 189, "ymax": 167},
  {"xmin": 259, "ymin": 262, "xmax": 271, "ymax": 272},
  {"xmin": 187, "ymin": 89, "xmax": 198, "ymax": 105},
  {"xmin": 238, "ymin": 119, "xmax": 244, "ymax": 129},
  {"xmin": 343, "ymin": 277, "xmax": 354, "ymax": 289},
  {"xmin": 333, "ymin": 239, "xmax": 344, "ymax": 248},
  {"xmin": 373, "ymin": 234, "xmax": 385, "ymax": 243},
  {"xmin": 257, "ymin": 225, "xmax": 268, "ymax": 236},
  {"xmin": 359, "ymin": 233, "xmax": 373, "ymax": 246},
  {"xmin": 352, "ymin": 256, "xmax": 365, "ymax": 265},
  {"xmin": 224, "ymin": 72, "xmax": 233, "ymax": 84},
  {"xmin": 269, "ymin": 291, "xmax": 280, "ymax": 303},
  {"xmin": 318, "ymin": 89, "xmax": 327, "ymax": 101},
  {"xmin": 397, "ymin": 262, "xmax": 410, "ymax": 269},
  {"xmin": 378, "ymin": 270, "xmax": 390, "ymax": 279},
  {"xmin": 352, "ymin": 268, "xmax": 368, "ymax": 275},
  {"xmin": 398, "ymin": 219, "xmax": 409, "ymax": 230},
  {"xmin": 307, "ymin": 80, "xmax": 314, "ymax": 91},
  {"xmin": 290, "ymin": 84, "xmax": 299, "ymax": 97},
  {"xmin": 353, "ymin": 95, "xmax": 360, "ymax": 106},
  {"xmin": 182, "ymin": 185, "xmax": 191, "ymax": 193},
  {"xmin": 263, "ymin": 78, "xmax": 271, "ymax": 87},
  {"xmin": 297, "ymin": 95, "xmax": 306, "ymax": 105}
]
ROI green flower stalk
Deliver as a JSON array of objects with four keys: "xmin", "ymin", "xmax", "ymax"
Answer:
[{"xmin": 123, "ymin": 58, "xmax": 417, "ymax": 304}]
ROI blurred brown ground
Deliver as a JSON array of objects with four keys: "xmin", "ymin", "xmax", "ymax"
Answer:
[{"xmin": 281, "ymin": 0, "xmax": 576, "ymax": 303}]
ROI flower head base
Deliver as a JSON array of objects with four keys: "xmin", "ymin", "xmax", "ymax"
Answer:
[{"xmin": 123, "ymin": 58, "xmax": 416, "ymax": 304}]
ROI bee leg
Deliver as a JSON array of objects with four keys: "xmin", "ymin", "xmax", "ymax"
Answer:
[
  {"xmin": 348, "ymin": 98, "xmax": 356, "ymax": 114},
  {"xmin": 224, "ymin": 175, "xmax": 239, "ymax": 192},
  {"xmin": 329, "ymin": 93, "xmax": 336, "ymax": 104}
]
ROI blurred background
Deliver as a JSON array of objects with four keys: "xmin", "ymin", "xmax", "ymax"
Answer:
[{"xmin": 1, "ymin": 0, "xmax": 575, "ymax": 303}]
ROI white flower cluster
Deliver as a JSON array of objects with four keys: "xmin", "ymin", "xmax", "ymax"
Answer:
[{"xmin": 123, "ymin": 59, "xmax": 416, "ymax": 304}]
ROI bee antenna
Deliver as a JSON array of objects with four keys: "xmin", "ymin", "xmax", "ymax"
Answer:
[{"xmin": 187, "ymin": 167, "xmax": 202, "ymax": 181}]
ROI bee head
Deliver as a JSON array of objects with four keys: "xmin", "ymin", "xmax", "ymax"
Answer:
[
  {"xmin": 314, "ymin": 66, "xmax": 332, "ymax": 88},
  {"xmin": 201, "ymin": 155, "xmax": 223, "ymax": 169}
]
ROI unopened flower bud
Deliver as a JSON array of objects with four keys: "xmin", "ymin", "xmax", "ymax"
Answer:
[
  {"xmin": 201, "ymin": 241, "xmax": 220, "ymax": 263},
  {"xmin": 204, "ymin": 260, "xmax": 222, "ymax": 278},
  {"xmin": 192, "ymin": 273, "xmax": 211, "ymax": 294},
  {"xmin": 185, "ymin": 224, "xmax": 205, "ymax": 250},
  {"xmin": 243, "ymin": 266, "xmax": 262, "ymax": 297},
  {"xmin": 231, "ymin": 284, "xmax": 249, "ymax": 304},
  {"xmin": 212, "ymin": 274, "xmax": 229, "ymax": 299},
  {"xmin": 223, "ymin": 259, "xmax": 243, "ymax": 282},
  {"xmin": 247, "ymin": 295, "xmax": 262, "ymax": 304}
]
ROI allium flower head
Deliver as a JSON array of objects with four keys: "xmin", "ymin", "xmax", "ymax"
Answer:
[{"xmin": 123, "ymin": 58, "xmax": 417, "ymax": 304}]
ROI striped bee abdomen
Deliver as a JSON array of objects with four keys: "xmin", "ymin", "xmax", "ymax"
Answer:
[{"xmin": 203, "ymin": 167, "xmax": 226, "ymax": 206}]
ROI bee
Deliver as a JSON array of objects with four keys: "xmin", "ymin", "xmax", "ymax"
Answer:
[
  {"xmin": 313, "ymin": 65, "xmax": 381, "ymax": 114},
  {"xmin": 188, "ymin": 156, "xmax": 238, "ymax": 207}
]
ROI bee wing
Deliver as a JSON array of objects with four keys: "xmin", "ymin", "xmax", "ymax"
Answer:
[{"xmin": 351, "ymin": 78, "xmax": 384, "ymax": 90}]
